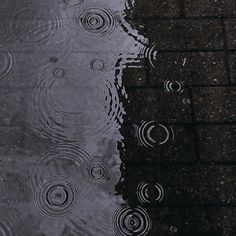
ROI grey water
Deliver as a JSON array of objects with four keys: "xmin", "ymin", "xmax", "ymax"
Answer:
[{"xmin": 0, "ymin": 0, "xmax": 183, "ymax": 235}]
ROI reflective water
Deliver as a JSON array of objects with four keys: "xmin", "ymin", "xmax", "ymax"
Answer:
[{"xmin": 0, "ymin": 0, "xmax": 179, "ymax": 235}]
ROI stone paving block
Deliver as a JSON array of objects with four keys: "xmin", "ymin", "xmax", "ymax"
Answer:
[
  {"xmin": 185, "ymin": 0, "xmax": 236, "ymax": 17},
  {"xmin": 197, "ymin": 125, "xmax": 236, "ymax": 162},
  {"xmin": 229, "ymin": 51, "xmax": 236, "ymax": 84},
  {"xmin": 192, "ymin": 87, "xmax": 236, "ymax": 122},
  {"xmin": 125, "ymin": 0, "xmax": 180, "ymax": 18},
  {"xmin": 149, "ymin": 52, "xmax": 228, "ymax": 86},
  {"xmin": 149, "ymin": 207, "xmax": 236, "ymax": 235},
  {"xmin": 120, "ymin": 165, "xmax": 236, "ymax": 206},
  {"xmin": 144, "ymin": 19, "xmax": 224, "ymax": 50},
  {"xmin": 121, "ymin": 124, "xmax": 197, "ymax": 163},
  {"xmin": 225, "ymin": 19, "xmax": 236, "ymax": 49},
  {"xmin": 126, "ymin": 88, "xmax": 192, "ymax": 123}
]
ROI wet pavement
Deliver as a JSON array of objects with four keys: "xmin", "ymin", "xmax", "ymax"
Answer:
[{"xmin": 0, "ymin": 0, "xmax": 235, "ymax": 235}]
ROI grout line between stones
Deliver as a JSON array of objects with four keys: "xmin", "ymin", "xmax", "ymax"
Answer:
[
  {"xmin": 221, "ymin": 18, "xmax": 232, "ymax": 85},
  {"xmin": 188, "ymin": 88, "xmax": 201, "ymax": 162}
]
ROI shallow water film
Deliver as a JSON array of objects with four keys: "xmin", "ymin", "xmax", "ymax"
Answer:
[{"xmin": 0, "ymin": 0, "xmax": 235, "ymax": 235}]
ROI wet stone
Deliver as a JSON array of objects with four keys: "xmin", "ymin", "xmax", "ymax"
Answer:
[
  {"xmin": 228, "ymin": 52, "xmax": 236, "ymax": 84},
  {"xmin": 192, "ymin": 87, "xmax": 236, "ymax": 122},
  {"xmin": 126, "ymin": 0, "xmax": 180, "ymax": 18},
  {"xmin": 184, "ymin": 0, "xmax": 236, "ymax": 17},
  {"xmin": 121, "ymin": 124, "xmax": 197, "ymax": 164},
  {"xmin": 149, "ymin": 52, "xmax": 227, "ymax": 86},
  {"xmin": 125, "ymin": 88, "xmax": 192, "ymax": 123},
  {"xmin": 149, "ymin": 207, "xmax": 236, "ymax": 235},
  {"xmin": 144, "ymin": 19, "xmax": 224, "ymax": 50},
  {"xmin": 158, "ymin": 166, "xmax": 236, "ymax": 206},
  {"xmin": 119, "ymin": 164, "xmax": 236, "ymax": 206},
  {"xmin": 197, "ymin": 125, "xmax": 236, "ymax": 163},
  {"xmin": 225, "ymin": 19, "xmax": 236, "ymax": 49},
  {"xmin": 122, "ymin": 59, "xmax": 147, "ymax": 87}
]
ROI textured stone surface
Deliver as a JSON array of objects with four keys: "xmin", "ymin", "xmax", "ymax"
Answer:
[
  {"xmin": 122, "ymin": 59, "xmax": 147, "ymax": 87},
  {"xmin": 225, "ymin": 19, "xmax": 236, "ymax": 50},
  {"xmin": 185, "ymin": 0, "xmax": 236, "ymax": 17},
  {"xmin": 126, "ymin": 0, "xmax": 180, "ymax": 18},
  {"xmin": 192, "ymin": 87, "xmax": 236, "ymax": 122},
  {"xmin": 149, "ymin": 52, "xmax": 227, "ymax": 86},
  {"xmin": 149, "ymin": 207, "xmax": 236, "ymax": 235},
  {"xmin": 144, "ymin": 19, "xmax": 224, "ymax": 50},
  {"xmin": 122, "ymin": 165, "xmax": 236, "ymax": 206},
  {"xmin": 198, "ymin": 125, "xmax": 236, "ymax": 162},
  {"xmin": 229, "ymin": 52, "xmax": 236, "ymax": 84},
  {"xmin": 126, "ymin": 88, "xmax": 192, "ymax": 123}
]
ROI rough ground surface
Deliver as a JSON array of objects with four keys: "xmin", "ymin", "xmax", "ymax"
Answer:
[{"xmin": 0, "ymin": 0, "xmax": 235, "ymax": 235}]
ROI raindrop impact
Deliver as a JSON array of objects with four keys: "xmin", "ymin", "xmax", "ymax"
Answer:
[
  {"xmin": 137, "ymin": 182, "xmax": 164, "ymax": 204},
  {"xmin": 78, "ymin": 7, "xmax": 119, "ymax": 36},
  {"xmin": 134, "ymin": 121, "xmax": 175, "ymax": 148},
  {"xmin": 0, "ymin": 44, "xmax": 15, "ymax": 81},
  {"xmin": 113, "ymin": 205, "xmax": 152, "ymax": 236},
  {"xmin": 30, "ymin": 144, "xmax": 92, "ymax": 192},
  {"xmin": 35, "ymin": 176, "xmax": 79, "ymax": 218},
  {"xmin": 164, "ymin": 80, "xmax": 184, "ymax": 93},
  {"xmin": 90, "ymin": 59, "xmax": 105, "ymax": 71}
]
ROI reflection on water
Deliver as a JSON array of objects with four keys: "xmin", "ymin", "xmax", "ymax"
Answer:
[{"xmin": 0, "ymin": 0, "xmax": 162, "ymax": 235}]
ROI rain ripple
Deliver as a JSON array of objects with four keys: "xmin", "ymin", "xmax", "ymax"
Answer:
[
  {"xmin": 137, "ymin": 182, "xmax": 164, "ymax": 204},
  {"xmin": 0, "ymin": 44, "xmax": 15, "ymax": 81},
  {"xmin": 30, "ymin": 143, "xmax": 92, "ymax": 192},
  {"xmin": 134, "ymin": 121, "xmax": 175, "ymax": 148},
  {"xmin": 78, "ymin": 7, "xmax": 119, "ymax": 36},
  {"xmin": 0, "ymin": 208, "xmax": 29, "ymax": 236},
  {"xmin": 34, "ymin": 175, "xmax": 79, "ymax": 218},
  {"xmin": 8, "ymin": 5, "xmax": 63, "ymax": 45},
  {"xmin": 113, "ymin": 205, "xmax": 152, "ymax": 236},
  {"xmin": 26, "ymin": 65, "xmax": 125, "ymax": 142}
]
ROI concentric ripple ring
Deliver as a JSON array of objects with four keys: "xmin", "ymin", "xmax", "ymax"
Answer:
[
  {"xmin": 8, "ymin": 5, "xmax": 62, "ymax": 45},
  {"xmin": 35, "ymin": 176, "xmax": 79, "ymax": 218},
  {"xmin": 113, "ymin": 206, "xmax": 152, "ymax": 236},
  {"xmin": 79, "ymin": 7, "xmax": 118, "ymax": 36},
  {"xmin": 0, "ymin": 45, "xmax": 15, "ymax": 81}
]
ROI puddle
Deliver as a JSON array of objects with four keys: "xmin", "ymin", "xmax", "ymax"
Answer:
[{"xmin": 0, "ymin": 0, "xmax": 165, "ymax": 235}]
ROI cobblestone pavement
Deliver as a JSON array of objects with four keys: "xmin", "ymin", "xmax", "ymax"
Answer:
[
  {"xmin": 121, "ymin": 0, "xmax": 236, "ymax": 235},
  {"xmin": 0, "ymin": 0, "xmax": 235, "ymax": 235}
]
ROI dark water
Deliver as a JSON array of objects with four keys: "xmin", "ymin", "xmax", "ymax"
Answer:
[{"xmin": 0, "ymin": 0, "xmax": 187, "ymax": 235}]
